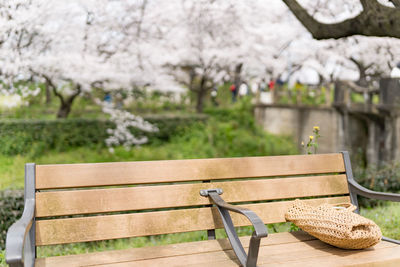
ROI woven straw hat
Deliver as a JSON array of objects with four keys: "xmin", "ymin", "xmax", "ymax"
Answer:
[{"xmin": 285, "ymin": 199, "xmax": 382, "ymax": 249}]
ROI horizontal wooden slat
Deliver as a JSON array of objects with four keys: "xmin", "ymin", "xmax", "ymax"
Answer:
[
  {"xmin": 36, "ymin": 175, "xmax": 349, "ymax": 217},
  {"xmin": 35, "ymin": 232, "xmax": 399, "ymax": 267},
  {"xmin": 35, "ymin": 231, "xmax": 316, "ymax": 267},
  {"xmin": 35, "ymin": 153, "xmax": 345, "ymax": 189},
  {"xmin": 88, "ymin": 241, "xmax": 399, "ymax": 267},
  {"xmin": 101, "ymin": 239, "xmax": 399, "ymax": 267},
  {"xmin": 257, "ymin": 241, "xmax": 399, "ymax": 267},
  {"xmin": 36, "ymin": 196, "xmax": 349, "ymax": 245}
]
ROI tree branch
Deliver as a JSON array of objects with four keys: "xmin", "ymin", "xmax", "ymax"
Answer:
[
  {"xmin": 342, "ymin": 80, "xmax": 378, "ymax": 94},
  {"xmin": 389, "ymin": 0, "xmax": 400, "ymax": 7},
  {"xmin": 65, "ymin": 83, "xmax": 82, "ymax": 105},
  {"xmin": 42, "ymin": 74, "xmax": 65, "ymax": 106},
  {"xmin": 282, "ymin": 0, "xmax": 400, "ymax": 39}
]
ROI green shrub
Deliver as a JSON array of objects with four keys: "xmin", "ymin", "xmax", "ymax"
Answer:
[
  {"xmin": 0, "ymin": 115, "xmax": 206, "ymax": 156},
  {"xmin": 0, "ymin": 190, "xmax": 24, "ymax": 250},
  {"xmin": 355, "ymin": 161, "xmax": 400, "ymax": 207}
]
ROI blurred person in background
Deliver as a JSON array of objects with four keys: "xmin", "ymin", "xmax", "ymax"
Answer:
[
  {"xmin": 391, "ymin": 62, "xmax": 400, "ymax": 78},
  {"xmin": 238, "ymin": 82, "xmax": 249, "ymax": 98},
  {"xmin": 230, "ymin": 83, "xmax": 237, "ymax": 102},
  {"xmin": 211, "ymin": 86, "xmax": 219, "ymax": 106}
]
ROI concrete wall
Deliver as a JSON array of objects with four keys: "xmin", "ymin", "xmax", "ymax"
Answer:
[
  {"xmin": 255, "ymin": 79, "xmax": 400, "ymax": 165},
  {"xmin": 254, "ymin": 104, "xmax": 367, "ymax": 157}
]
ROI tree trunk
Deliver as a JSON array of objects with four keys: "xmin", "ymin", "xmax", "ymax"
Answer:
[
  {"xmin": 54, "ymin": 84, "xmax": 82, "ymax": 119},
  {"xmin": 45, "ymin": 84, "xmax": 52, "ymax": 104},
  {"xmin": 234, "ymin": 63, "xmax": 243, "ymax": 89},
  {"xmin": 196, "ymin": 90, "xmax": 205, "ymax": 113},
  {"xmin": 57, "ymin": 102, "xmax": 72, "ymax": 118},
  {"xmin": 195, "ymin": 76, "xmax": 207, "ymax": 113}
]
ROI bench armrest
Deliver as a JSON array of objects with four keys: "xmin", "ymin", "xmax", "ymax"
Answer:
[
  {"xmin": 200, "ymin": 189, "xmax": 268, "ymax": 267},
  {"xmin": 348, "ymin": 179, "xmax": 400, "ymax": 202},
  {"xmin": 6, "ymin": 198, "xmax": 35, "ymax": 267}
]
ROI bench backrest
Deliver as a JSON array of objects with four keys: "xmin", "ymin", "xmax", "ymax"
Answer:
[{"xmin": 34, "ymin": 153, "xmax": 350, "ymax": 246}]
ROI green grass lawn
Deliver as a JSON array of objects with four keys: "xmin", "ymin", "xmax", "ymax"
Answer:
[{"xmin": 361, "ymin": 202, "xmax": 400, "ymax": 240}]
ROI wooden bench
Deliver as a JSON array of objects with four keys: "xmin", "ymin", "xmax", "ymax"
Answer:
[{"xmin": 6, "ymin": 152, "xmax": 400, "ymax": 267}]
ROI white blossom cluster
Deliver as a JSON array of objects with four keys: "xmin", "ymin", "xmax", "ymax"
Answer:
[
  {"xmin": 0, "ymin": 83, "xmax": 40, "ymax": 98},
  {"xmin": 100, "ymin": 101, "xmax": 158, "ymax": 152}
]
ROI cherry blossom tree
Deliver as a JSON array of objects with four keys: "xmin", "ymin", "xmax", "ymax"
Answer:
[
  {"xmin": 1, "ymin": 1, "xmax": 101, "ymax": 118},
  {"xmin": 153, "ymin": 0, "xmax": 243, "ymax": 112},
  {"xmin": 0, "ymin": 0, "xmax": 176, "ymax": 116},
  {"xmin": 0, "ymin": 0, "xmax": 161, "ymax": 148},
  {"xmin": 154, "ymin": 0, "xmax": 306, "ymax": 112}
]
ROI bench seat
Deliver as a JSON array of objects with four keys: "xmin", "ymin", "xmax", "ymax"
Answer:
[{"xmin": 36, "ymin": 232, "xmax": 400, "ymax": 267}]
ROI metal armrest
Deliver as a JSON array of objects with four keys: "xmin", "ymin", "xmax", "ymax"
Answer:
[
  {"xmin": 341, "ymin": 151, "xmax": 400, "ymax": 206},
  {"xmin": 200, "ymin": 189, "xmax": 268, "ymax": 267},
  {"xmin": 6, "ymin": 163, "xmax": 36, "ymax": 267},
  {"xmin": 6, "ymin": 199, "xmax": 35, "ymax": 267},
  {"xmin": 348, "ymin": 179, "xmax": 400, "ymax": 202}
]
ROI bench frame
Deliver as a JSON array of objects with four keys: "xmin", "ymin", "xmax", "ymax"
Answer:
[
  {"xmin": 5, "ymin": 151, "xmax": 400, "ymax": 267},
  {"xmin": 200, "ymin": 189, "xmax": 268, "ymax": 267},
  {"xmin": 6, "ymin": 163, "xmax": 36, "ymax": 267}
]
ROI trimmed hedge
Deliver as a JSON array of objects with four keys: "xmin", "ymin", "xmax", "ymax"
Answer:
[
  {"xmin": 0, "ymin": 115, "xmax": 207, "ymax": 156},
  {"xmin": 0, "ymin": 190, "xmax": 24, "ymax": 250}
]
